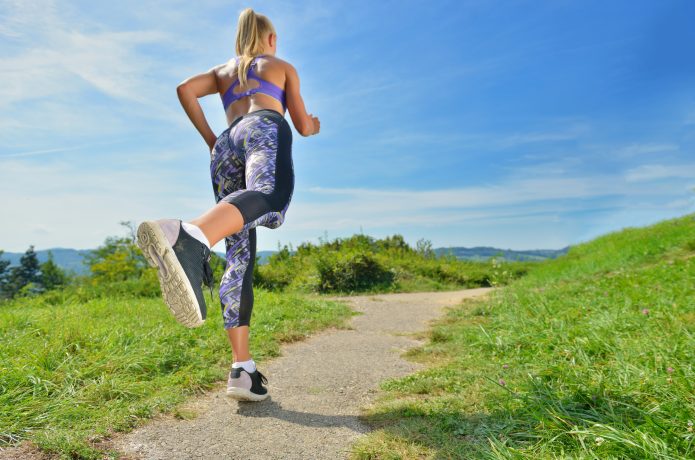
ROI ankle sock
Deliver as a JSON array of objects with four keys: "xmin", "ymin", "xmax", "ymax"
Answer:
[
  {"xmin": 182, "ymin": 222, "xmax": 210, "ymax": 249},
  {"xmin": 232, "ymin": 358, "xmax": 256, "ymax": 373}
]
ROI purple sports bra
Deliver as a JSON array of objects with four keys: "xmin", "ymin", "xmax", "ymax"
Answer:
[{"xmin": 222, "ymin": 55, "xmax": 287, "ymax": 111}]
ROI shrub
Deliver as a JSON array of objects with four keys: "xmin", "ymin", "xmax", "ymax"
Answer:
[
  {"xmin": 84, "ymin": 221, "xmax": 149, "ymax": 285},
  {"xmin": 254, "ymin": 256, "xmax": 294, "ymax": 291},
  {"xmin": 376, "ymin": 234, "xmax": 412, "ymax": 253},
  {"xmin": 315, "ymin": 251, "xmax": 395, "ymax": 293}
]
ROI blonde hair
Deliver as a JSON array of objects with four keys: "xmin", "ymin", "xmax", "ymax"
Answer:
[{"xmin": 235, "ymin": 8, "xmax": 276, "ymax": 87}]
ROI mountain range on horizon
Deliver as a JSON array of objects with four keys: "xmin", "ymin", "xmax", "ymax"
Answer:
[{"xmin": 0, "ymin": 244, "xmax": 569, "ymax": 276}]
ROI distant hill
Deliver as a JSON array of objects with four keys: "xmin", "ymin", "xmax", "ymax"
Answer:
[
  {"xmin": 1, "ymin": 248, "xmax": 93, "ymax": 276},
  {"xmin": 1, "ymin": 244, "xmax": 566, "ymax": 276},
  {"xmin": 434, "ymin": 246, "xmax": 569, "ymax": 261},
  {"xmin": 214, "ymin": 250, "xmax": 276, "ymax": 265},
  {"xmin": 0, "ymin": 248, "xmax": 280, "ymax": 275}
]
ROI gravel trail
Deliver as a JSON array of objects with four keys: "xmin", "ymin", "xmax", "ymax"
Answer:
[{"xmin": 113, "ymin": 288, "xmax": 493, "ymax": 459}]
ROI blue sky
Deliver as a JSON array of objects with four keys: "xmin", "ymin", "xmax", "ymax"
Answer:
[{"xmin": 1, "ymin": 0, "xmax": 694, "ymax": 253}]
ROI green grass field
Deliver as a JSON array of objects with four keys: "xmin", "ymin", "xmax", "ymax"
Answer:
[
  {"xmin": 0, "ymin": 288, "xmax": 357, "ymax": 458},
  {"xmin": 351, "ymin": 213, "xmax": 695, "ymax": 459},
  {"xmin": 0, "ymin": 228, "xmax": 530, "ymax": 458}
]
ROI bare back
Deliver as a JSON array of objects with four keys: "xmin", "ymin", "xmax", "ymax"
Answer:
[
  {"xmin": 215, "ymin": 55, "xmax": 287, "ymax": 125},
  {"xmin": 176, "ymin": 53, "xmax": 318, "ymax": 143},
  {"xmin": 210, "ymin": 54, "xmax": 315, "ymax": 137}
]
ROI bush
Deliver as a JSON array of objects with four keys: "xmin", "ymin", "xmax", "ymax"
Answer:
[
  {"xmin": 254, "ymin": 255, "xmax": 294, "ymax": 291},
  {"xmin": 77, "ymin": 221, "xmax": 164, "ymax": 297},
  {"xmin": 84, "ymin": 221, "xmax": 149, "ymax": 285},
  {"xmin": 376, "ymin": 234, "xmax": 413, "ymax": 253},
  {"xmin": 254, "ymin": 232, "xmax": 531, "ymax": 294},
  {"xmin": 315, "ymin": 251, "xmax": 395, "ymax": 293}
]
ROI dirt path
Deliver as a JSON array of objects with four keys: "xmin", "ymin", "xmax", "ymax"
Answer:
[{"xmin": 114, "ymin": 288, "xmax": 493, "ymax": 459}]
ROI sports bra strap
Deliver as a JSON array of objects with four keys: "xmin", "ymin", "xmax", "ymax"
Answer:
[
  {"xmin": 235, "ymin": 54, "xmax": 266, "ymax": 64},
  {"xmin": 223, "ymin": 54, "xmax": 286, "ymax": 111}
]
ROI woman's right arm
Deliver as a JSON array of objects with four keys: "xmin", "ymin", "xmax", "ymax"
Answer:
[
  {"xmin": 285, "ymin": 63, "xmax": 320, "ymax": 137},
  {"xmin": 177, "ymin": 66, "xmax": 220, "ymax": 152}
]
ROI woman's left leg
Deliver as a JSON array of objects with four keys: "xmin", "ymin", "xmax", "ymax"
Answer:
[
  {"xmin": 219, "ymin": 225, "xmax": 257, "ymax": 333},
  {"xmin": 206, "ymin": 112, "xmax": 294, "ymax": 400}
]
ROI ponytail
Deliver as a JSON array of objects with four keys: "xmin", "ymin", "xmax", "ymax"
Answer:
[{"xmin": 235, "ymin": 8, "xmax": 275, "ymax": 87}]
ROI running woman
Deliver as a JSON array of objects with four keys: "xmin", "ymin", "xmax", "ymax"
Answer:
[{"xmin": 136, "ymin": 7, "xmax": 320, "ymax": 402}]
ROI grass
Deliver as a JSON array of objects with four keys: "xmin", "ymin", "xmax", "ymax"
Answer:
[
  {"xmin": 350, "ymin": 213, "xmax": 695, "ymax": 459},
  {"xmin": 0, "ymin": 228, "xmax": 535, "ymax": 458},
  {"xmin": 0, "ymin": 287, "xmax": 357, "ymax": 458}
]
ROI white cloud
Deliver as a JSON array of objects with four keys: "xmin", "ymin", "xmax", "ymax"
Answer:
[
  {"xmin": 0, "ymin": 0, "xmax": 198, "ymax": 143},
  {"xmin": 1, "ymin": 138, "xmax": 134, "ymax": 158},
  {"xmin": 614, "ymin": 143, "xmax": 680, "ymax": 157},
  {"xmin": 285, "ymin": 171, "xmax": 682, "ymax": 231},
  {"xmin": 5, "ymin": 149, "xmax": 690, "ymax": 253},
  {"xmin": 625, "ymin": 163, "xmax": 695, "ymax": 182},
  {"xmin": 494, "ymin": 124, "xmax": 589, "ymax": 148},
  {"xmin": 0, "ymin": 154, "xmax": 211, "ymax": 251},
  {"xmin": 368, "ymin": 120, "xmax": 590, "ymax": 150}
]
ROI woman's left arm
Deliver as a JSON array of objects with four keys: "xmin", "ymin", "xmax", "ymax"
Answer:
[{"xmin": 176, "ymin": 65, "xmax": 220, "ymax": 153}]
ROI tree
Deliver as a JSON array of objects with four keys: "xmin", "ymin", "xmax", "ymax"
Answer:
[
  {"xmin": 416, "ymin": 238, "xmax": 435, "ymax": 259},
  {"xmin": 0, "ymin": 250, "xmax": 9, "ymax": 274},
  {"xmin": 17, "ymin": 245, "xmax": 41, "ymax": 285},
  {"xmin": 377, "ymin": 234, "xmax": 412, "ymax": 252},
  {"xmin": 84, "ymin": 221, "xmax": 148, "ymax": 283},
  {"xmin": 2, "ymin": 246, "xmax": 41, "ymax": 298},
  {"xmin": 0, "ymin": 250, "xmax": 10, "ymax": 299},
  {"xmin": 40, "ymin": 251, "xmax": 68, "ymax": 290}
]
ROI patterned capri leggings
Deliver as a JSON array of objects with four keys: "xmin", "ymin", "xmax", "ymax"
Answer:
[{"xmin": 209, "ymin": 108, "xmax": 294, "ymax": 329}]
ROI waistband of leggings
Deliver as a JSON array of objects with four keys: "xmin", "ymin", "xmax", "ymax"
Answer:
[
  {"xmin": 229, "ymin": 109, "xmax": 286, "ymax": 130},
  {"xmin": 243, "ymin": 108, "xmax": 286, "ymax": 122}
]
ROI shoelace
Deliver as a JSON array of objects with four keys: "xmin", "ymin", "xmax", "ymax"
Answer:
[
  {"xmin": 228, "ymin": 367, "xmax": 268, "ymax": 386},
  {"xmin": 202, "ymin": 250, "xmax": 214, "ymax": 299},
  {"xmin": 256, "ymin": 370, "xmax": 268, "ymax": 385}
]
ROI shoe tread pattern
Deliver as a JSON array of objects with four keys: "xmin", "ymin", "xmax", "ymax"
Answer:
[{"xmin": 137, "ymin": 221, "xmax": 205, "ymax": 328}]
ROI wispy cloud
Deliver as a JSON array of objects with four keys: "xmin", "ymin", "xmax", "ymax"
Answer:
[
  {"xmin": 0, "ymin": 139, "xmax": 133, "ymax": 158},
  {"xmin": 625, "ymin": 163, "xmax": 695, "ymax": 182},
  {"xmin": 287, "ymin": 168, "xmax": 690, "ymax": 231},
  {"xmin": 614, "ymin": 143, "xmax": 680, "ymax": 157},
  {"xmin": 494, "ymin": 123, "xmax": 590, "ymax": 148},
  {"xmin": 0, "ymin": 0, "xmax": 196, "ymax": 144},
  {"xmin": 0, "ymin": 154, "xmax": 212, "ymax": 250}
]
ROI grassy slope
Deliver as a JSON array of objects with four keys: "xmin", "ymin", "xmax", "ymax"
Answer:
[
  {"xmin": 351, "ymin": 213, "xmax": 695, "ymax": 459},
  {"xmin": 0, "ymin": 288, "xmax": 356, "ymax": 458}
]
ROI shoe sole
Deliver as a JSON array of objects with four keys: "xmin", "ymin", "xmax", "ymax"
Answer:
[
  {"xmin": 137, "ymin": 220, "xmax": 205, "ymax": 328},
  {"xmin": 226, "ymin": 387, "xmax": 269, "ymax": 401}
]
